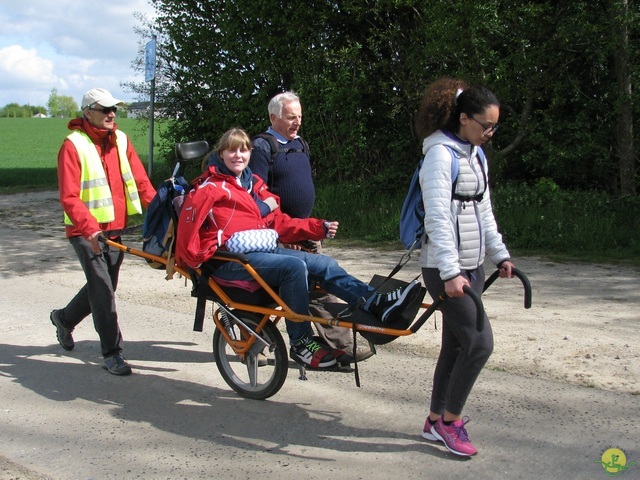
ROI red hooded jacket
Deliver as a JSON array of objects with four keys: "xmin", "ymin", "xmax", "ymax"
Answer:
[
  {"xmin": 57, "ymin": 117, "xmax": 157, "ymax": 239},
  {"xmin": 175, "ymin": 166, "xmax": 327, "ymax": 269}
]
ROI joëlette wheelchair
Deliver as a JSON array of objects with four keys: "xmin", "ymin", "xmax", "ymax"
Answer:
[{"xmin": 104, "ymin": 141, "xmax": 532, "ymax": 400}]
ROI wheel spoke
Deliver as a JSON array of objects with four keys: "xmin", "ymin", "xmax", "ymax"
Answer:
[{"xmin": 246, "ymin": 356, "xmax": 259, "ymax": 387}]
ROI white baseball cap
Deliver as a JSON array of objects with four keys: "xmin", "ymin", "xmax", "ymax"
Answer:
[{"xmin": 81, "ymin": 88, "xmax": 124, "ymax": 110}]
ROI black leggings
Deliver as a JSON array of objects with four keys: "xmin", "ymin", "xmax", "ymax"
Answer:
[{"xmin": 422, "ymin": 265, "xmax": 493, "ymax": 416}]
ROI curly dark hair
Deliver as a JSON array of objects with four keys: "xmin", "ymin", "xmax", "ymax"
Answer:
[{"xmin": 415, "ymin": 77, "xmax": 499, "ymax": 139}]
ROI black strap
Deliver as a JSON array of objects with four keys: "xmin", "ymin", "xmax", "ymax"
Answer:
[
  {"xmin": 351, "ymin": 323, "xmax": 360, "ymax": 387},
  {"xmin": 451, "ymin": 152, "xmax": 487, "ymax": 203},
  {"xmin": 191, "ymin": 269, "xmax": 211, "ymax": 332}
]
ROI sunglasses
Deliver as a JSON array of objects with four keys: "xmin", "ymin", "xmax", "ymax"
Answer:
[
  {"xmin": 469, "ymin": 116, "xmax": 499, "ymax": 136},
  {"xmin": 89, "ymin": 106, "xmax": 118, "ymax": 114}
]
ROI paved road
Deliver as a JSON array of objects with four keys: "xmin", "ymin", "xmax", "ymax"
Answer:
[
  {"xmin": 1, "ymin": 274, "xmax": 638, "ymax": 480},
  {"xmin": 1, "ymin": 190, "xmax": 638, "ymax": 479}
]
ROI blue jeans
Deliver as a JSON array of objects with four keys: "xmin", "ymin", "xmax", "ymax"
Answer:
[{"xmin": 212, "ymin": 247, "xmax": 373, "ymax": 343}]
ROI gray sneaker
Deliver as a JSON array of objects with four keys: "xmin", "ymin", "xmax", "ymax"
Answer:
[
  {"xmin": 50, "ymin": 309, "xmax": 74, "ymax": 351},
  {"xmin": 337, "ymin": 340, "xmax": 377, "ymax": 366},
  {"xmin": 354, "ymin": 340, "xmax": 376, "ymax": 362},
  {"xmin": 103, "ymin": 355, "xmax": 132, "ymax": 376}
]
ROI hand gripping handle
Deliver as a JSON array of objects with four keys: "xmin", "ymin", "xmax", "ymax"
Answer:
[{"xmin": 410, "ymin": 284, "xmax": 485, "ymax": 333}]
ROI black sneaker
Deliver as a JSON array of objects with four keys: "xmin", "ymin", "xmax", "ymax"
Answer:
[
  {"xmin": 103, "ymin": 355, "xmax": 132, "ymax": 376},
  {"xmin": 364, "ymin": 280, "xmax": 422, "ymax": 324},
  {"xmin": 290, "ymin": 335, "xmax": 338, "ymax": 369},
  {"xmin": 50, "ymin": 309, "xmax": 74, "ymax": 351}
]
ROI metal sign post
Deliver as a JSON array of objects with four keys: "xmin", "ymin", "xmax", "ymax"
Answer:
[{"xmin": 145, "ymin": 35, "xmax": 157, "ymax": 176}]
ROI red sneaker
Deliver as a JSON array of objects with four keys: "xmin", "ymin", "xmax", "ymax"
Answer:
[{"xmin": 432, "ymin": 416, "xmax": 478, "ymax": 456}]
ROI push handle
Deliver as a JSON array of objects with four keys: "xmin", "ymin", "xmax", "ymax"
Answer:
[
  {"xmin": 175, "ymin": 140, "xmax": 210, "ymax": 162},
  {"xmin": 483, "ymin": 267, "xmax": 532, "ymax": 309},
  {"xmin": 410, "ymin": 284, "xmax": 485, "ymax": 333},
  {"xmin": 171, "ymin": 140, "xmax": 210, "ymax": 178},
  {"xmin": 463, "ymin": 286, "xmax": 484, "ymax": 332}
]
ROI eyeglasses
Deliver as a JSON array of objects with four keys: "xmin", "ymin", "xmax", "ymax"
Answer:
[
  {"xmin": 88, "ymin": 106, "xmax": 118, "ymax": 114},
  {"xmin": 469, "ymin": 116, "xmax": 499, "ymax": 136}
]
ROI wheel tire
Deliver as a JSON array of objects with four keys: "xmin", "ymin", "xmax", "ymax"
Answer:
[{"xmin": 212, "ymin": 310, "xmax": 288, "ymax": 400}]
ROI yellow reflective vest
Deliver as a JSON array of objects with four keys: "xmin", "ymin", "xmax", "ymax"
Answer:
[{"xmin": 64, "ymin": 130, "xmax": 143, "ymax": 225}]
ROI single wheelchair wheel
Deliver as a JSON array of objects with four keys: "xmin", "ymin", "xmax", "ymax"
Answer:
[{"xmin": 212, "ymin": 309, "xmax": 288, "ymax": 400}]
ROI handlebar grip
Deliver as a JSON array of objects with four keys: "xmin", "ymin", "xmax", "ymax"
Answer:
[
  {"xmin": 512, "ymin": 268, "xmax": 532, "ymax": 309},
  {"xmin": 463, "ymin": 285, "xmax": 485, "ymax": 332},
  {"xmin": 483, "ymin": 267, "xmax": 532, "ymax": 309}
]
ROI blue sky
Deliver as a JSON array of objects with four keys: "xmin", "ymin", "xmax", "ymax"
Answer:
[{"xmin": 0, "ymin": 1, "xmax": 156, "ymax": 108}]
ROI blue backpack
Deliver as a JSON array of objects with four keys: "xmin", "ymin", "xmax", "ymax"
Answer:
[
  {"xmin": 142, "ymin": 175, "xmax": 190, "ymax": 274},
  {"xmin": 399, "ymin": 146, "xmax": 486, "ymax": 250}
]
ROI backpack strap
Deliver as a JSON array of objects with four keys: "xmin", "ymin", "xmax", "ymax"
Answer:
[
  {"xmin": 253, "ymin": 132, "xmax": 280, "ymax": 164},
  {"xmin": 450, "ymin": 148, "xmax": 487, "ymax": 203}
]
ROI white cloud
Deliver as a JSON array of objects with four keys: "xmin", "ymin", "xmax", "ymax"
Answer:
[
  {"xmin": 0, "ymin": 45, "xmax": 57, "ymax": 85},
  {"xmin": 0, "ymin": 0, "xmax": 156, "ymax": 107}
]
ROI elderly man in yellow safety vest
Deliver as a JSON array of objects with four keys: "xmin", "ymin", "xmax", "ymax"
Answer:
[{"xmin": 50, "ymin": 88, "xmax": 156, "ymax": 376}]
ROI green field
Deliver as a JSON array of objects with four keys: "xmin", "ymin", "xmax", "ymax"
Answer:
[{"xmin": 0, "ymin": 117, "xmax": 164, "ymax": 191}]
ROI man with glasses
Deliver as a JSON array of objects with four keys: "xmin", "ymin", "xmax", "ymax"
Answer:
[{"xmin": 50, "ymin": 88, "xmax": 156, "ymax": 376}]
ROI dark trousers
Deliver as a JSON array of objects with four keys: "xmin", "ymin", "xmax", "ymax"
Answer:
[
  {"xmin": 61, "ymin": 236, "xmax": 124, "ymax": 358},
  {"xmin": 422, "ymin": 265, "xmax": 493, "ymax": 416}
]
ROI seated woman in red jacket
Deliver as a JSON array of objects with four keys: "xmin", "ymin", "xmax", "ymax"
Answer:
[{"xmin": 176, "ymin": 127, "xmax": 421, "ymax": 370}]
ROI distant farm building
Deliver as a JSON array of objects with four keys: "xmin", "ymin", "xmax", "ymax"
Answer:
[
  {"xmin": 127, "ymin": 102, "xmax": 149, "ymax": 119},
  {"xmin": 127, "ymin": 102, "xmax": 168, "ymax": 119}
]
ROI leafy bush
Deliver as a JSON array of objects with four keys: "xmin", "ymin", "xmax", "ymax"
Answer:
[
  {"xmin": 492, "ymin": 179, "xmax": 640, "ymax": 257},
  {"xmin": 314, "ymin": 179, "xmax": 640, "ymax": 261}
]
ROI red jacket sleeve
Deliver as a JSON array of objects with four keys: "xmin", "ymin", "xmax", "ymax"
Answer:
[
  {"xmin": 267, "ymin": 210, "xmax": 326, "ymax": 243},
  {"xmin": 252, "ymin": 178, "xmax": 326, "ymax": 242}
]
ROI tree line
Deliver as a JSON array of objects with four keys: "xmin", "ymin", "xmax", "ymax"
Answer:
[
  {"xmin": 0, "ymin": 104, "xmax": 46, "ymax": 118},
  {"xmin": 126, "ymin": 0, "xmax": 637, "ymax": 196},
  {"xmin": 1, "ymin": 89, "xmax": 79, "ymax": 118}
]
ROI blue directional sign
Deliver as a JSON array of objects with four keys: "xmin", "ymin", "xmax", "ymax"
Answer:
[{"xmin": 145, "ymin": 39, "xmax": 156, "ymax": 82}]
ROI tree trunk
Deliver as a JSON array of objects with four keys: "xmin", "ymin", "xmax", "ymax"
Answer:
[{"xmin": 613, "ymin": 0, "xmax": 636, "ymax": 195}]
